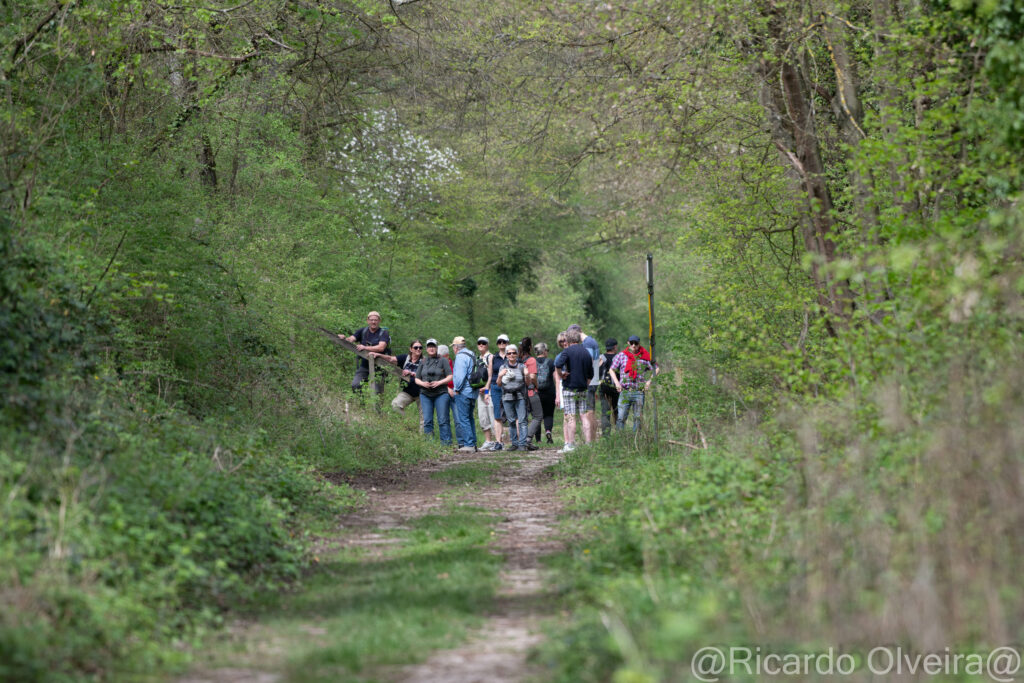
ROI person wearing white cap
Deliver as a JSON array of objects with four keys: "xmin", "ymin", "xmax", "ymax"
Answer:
[
  {"xmin": 475, "ymin": 337, "xmax": 498, "ymax": 450},
  {"xmin": 414, "ymin": 339, "xmax": 453, "ymax": 445},
  {"xmin": 486, "ymin": 333, "xmax": 511, "ymax": 450}
]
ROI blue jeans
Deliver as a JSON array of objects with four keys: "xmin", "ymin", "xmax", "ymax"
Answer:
[
  {"xmin": 616, "ymin": 390, "xmax": 645, "ymax": 432},
  {"xmin": 502, "ymin": 394, "xmax": 528, "ymax": 447},
  {"xmin": 491, "ymin": 385, "xmax": 504, "ymax": 421},
  {"xmin": 454, "ymin": 393, "xmax": 477, "ymax": 447},
  {"xmin": 421, "ymin": 392, "xmax": 452, "ymax": 444}
]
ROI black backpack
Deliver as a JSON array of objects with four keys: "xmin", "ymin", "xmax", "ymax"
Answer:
[
  {"xmin": 469, "ymin": 352, "xmax": 490, "ymax": 389},
  {"xmin": 600, "ymin": 353, "xmax": 619, "ymax": 396}
]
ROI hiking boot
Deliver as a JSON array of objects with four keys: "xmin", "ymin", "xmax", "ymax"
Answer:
[
  {"xmin": 507, "ymin": 445, "xmax": 519, "ymax": 452},
  {"xmin": 526, "ymin": 443, "xmax": 539, "ymax": 451},
  {"xmin": 545, "ymin": 432, "xmax": 553, "ymax": 444}
]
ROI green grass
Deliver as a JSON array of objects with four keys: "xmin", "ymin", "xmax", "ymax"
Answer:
[{"xmin": 178, "ymin": 504, "xmax": 502, "ymax": 683}]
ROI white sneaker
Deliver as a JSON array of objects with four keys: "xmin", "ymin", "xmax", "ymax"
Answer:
[
  {"xmin": 560, "ymin": 443, "xmax": 576, "ymax": 453},
  {"xmin": 458, "ymin": 445, "xmax": 477, "ymax": 453},
  {"xmin": 481, "ymin": 441, "xmax": 495, "ymax": 451}
]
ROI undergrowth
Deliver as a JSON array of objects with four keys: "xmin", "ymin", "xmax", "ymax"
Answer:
[
  {"xmin": 0, "ymin": 230, "xmax": 446, "ymax": 680},
  {"xmin": 538, "ymin": 355, "xmax": 1024, "ymax": 682}
]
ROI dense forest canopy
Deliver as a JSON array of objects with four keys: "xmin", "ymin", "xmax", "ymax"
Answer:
[{"xmin": 2, "ymin": 0, "xmax": 1023, "ymax": 679}]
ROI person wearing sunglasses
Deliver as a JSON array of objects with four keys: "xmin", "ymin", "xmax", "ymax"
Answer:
[
  {"xmin": 552, "ymin": 331, "xmax": 570, "ymax": 445},
  {"xmin": 475, "ymin": 337, "xmax": 500, "ymax": 451},
  {"xmin": 415, "ymin": 339, "xmax": 454, "ymax": 445},
  {"xmin": 369, "ymin": 340, "xmax": 424, "ymax": 419},
  {"xmin": 608, "ymin": 335, "xmax": 657, "ymax": 432},
  {"xmin": 487, "ymin": 333, "xmax": 511, "ymax": 450},
  {"xmin": 497, "ymin": 344, "xmax": 530, "ymax": 451}
]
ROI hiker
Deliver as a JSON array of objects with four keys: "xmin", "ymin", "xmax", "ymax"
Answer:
[
  {"xmin": 552, "ymin": 332, "xmax": 570, "ymax": 445},
  {"xmin": 567, "ymin": 324, "xmax": 601, "ymax": 442},
  {"xmin": 342, "ymin": 311, "xmax": 391, "ymax": 394},
  {"xmin": 451, "ymin": 336, "xmax": 478, "ymax": 452},
  {"xmin": 608, "ymin": 335, "xmax": 657, "ymax": 432},
  {"xmin": 534, "ymin": 342, "xmax": 556, "ymax": 444},
  {"xmin": 554, "ymin": 328, "xmax": 595, "ymax": 452},
  {"xmin": 415, "ymin": 339, "xmax": 453, "ymax": 445},
  {"xmin": 438, "ymin": 344, "xmax": 457, "ymax": 431},
  {"xmin": 598, "ymin": 338, "xmax": 620, "ymax": 437},
  {"xmin": 476, "ymin": 337, "xmax": 500, "ymax": 452},
  {"xmin": 519, "ymin": 337, "xmax": 542, "ymax": 450},
  {"xmin": 368, "ymin": 339, "xmax": 422, "ymax": 418},
  {"xmin": 488, "ymin": 333, "xmax": 511, "ymax": 448},
  {"xmin": 497, "ymin": 344, "xmax": 530, "ymax": 451}
]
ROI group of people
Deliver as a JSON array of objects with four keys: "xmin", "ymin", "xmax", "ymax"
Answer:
[{"xmin": 342, "ymin": 312, "xmax": 657, "ymax": 453}]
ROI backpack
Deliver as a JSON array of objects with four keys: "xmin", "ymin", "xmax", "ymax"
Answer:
[
  {"xmin": 469, "ymin": 352, "xmax": 490, "ymax": 389},
  {"xmin": 600, "ymin": 353, "xmax": 618, "ymax": 394},
  {"xmin": 500, "ymin": 362, "xmax": 526, "ymax": 394},
  {"xmin": 536, "ymin": 357, "xmax": 555, "ymax": 391}
]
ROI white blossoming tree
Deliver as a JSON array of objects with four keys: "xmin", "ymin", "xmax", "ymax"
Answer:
[{"xmin": 329, "ymin": 109, "xmax": 461, "ymax": 233}]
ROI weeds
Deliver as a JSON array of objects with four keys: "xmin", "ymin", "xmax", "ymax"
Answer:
[{"xmin": 189, "ymin": 505, "xmax": 501, "ymax": 682}]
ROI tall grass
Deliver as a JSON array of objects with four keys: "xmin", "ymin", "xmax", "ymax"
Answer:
[{"xmin": 538, "ymin": 357, "xmax": 1024, "ymax": 681}]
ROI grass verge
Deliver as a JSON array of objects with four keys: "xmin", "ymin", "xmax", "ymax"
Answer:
[{"xmin": 181, "ymin": 504, "xmax": 502, "ymax": 682}]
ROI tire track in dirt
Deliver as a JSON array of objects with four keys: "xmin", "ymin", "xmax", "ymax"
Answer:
[
  {"xmin": 180, "ymin": 448, "xmax": 565, "ymax": 683},
  {"xmin": 394, "ymin": 448, "xmax": 564, "ymax": 683}
]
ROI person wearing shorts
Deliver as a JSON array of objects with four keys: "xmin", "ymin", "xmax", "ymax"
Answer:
[
  {"xmin": 568, "ymin": 323, "xmax": 601, "ymax": 442},
  {"xmin": 553, "ymin": 328, "xmax": 594, "ymax": 452}
]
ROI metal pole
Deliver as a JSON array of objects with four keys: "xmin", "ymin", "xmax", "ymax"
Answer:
[{"xmin": 646, "ymin": 253, "xmax": 659, "ymax": 454}]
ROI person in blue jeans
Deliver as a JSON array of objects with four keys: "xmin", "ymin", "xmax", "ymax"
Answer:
[
  {"xmin": 451, "ymin": 336, "xmax": 478, "ymax": 452},
  {"xmin": 487, "ymin": 334, "xmax": 510, "ymax": 450},
  {"xmin": 608, "ymin": 335, "xmax": 657, "ymax": 432},
  {"xmin": 415, "ymin": 339, "xmax": 453, "ymax": 444},
  {"xmin": 497, "ymin": 344, "xmax": 530, "ymax": 451}
]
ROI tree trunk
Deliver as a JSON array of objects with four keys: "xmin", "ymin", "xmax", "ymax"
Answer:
[{"xmin": 757, "ymin": 2, "xmax": 852, "ymax": 328}]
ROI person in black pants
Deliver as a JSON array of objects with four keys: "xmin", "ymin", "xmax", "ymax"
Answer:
[
  {"xmin": 534, "ymin": 342, "xmax": 557, "ymax": 444},
  {"xmin": 599, "ymin": 338, "xmax": 621, "ymax": 437}
]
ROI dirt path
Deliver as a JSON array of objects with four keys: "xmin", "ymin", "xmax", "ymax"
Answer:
[
  {"xmin": 393, "ymin": 448, "xmax": 564, "ymax": 683},
  {"xmin": 181, "ymin": 447, "xmax": 565, "ymax": 683}
]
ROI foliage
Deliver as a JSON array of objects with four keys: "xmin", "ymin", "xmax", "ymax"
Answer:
[{"xmin": 3, "ymin": 0, "xmax": 1024, "ymax": 678}]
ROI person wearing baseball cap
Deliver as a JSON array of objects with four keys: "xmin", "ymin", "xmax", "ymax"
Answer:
[
  {"xmin": 451, "ymin": 336, "xmax": 478, "ymax": 451},
  {"xmin": 599, "ymin": 338, "xmax": 620, "ymax": 437},
  {"xmin": 475, "ymin": 337, "xmax": 498, "ymax": 450},
  {"xmin": 415, "ymin": 338, "xmax": 453, "ymax": 445},
  {"xmin": 608, "ymin": 335, "xmax": 657, "ymax": 432},
  {"xmin": 489, "ymin": 334, "xmax": 511, "ymax": 449}
]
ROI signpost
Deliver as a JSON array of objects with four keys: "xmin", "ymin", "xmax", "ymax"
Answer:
[{"xmin": 646, "ymin": 254, "xmax": 659, "ymax": 453}]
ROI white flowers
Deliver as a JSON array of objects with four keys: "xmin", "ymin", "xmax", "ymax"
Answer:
[{"xmin": 328, "ymin": 109, "xmax": 461, "ymax": 232}]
